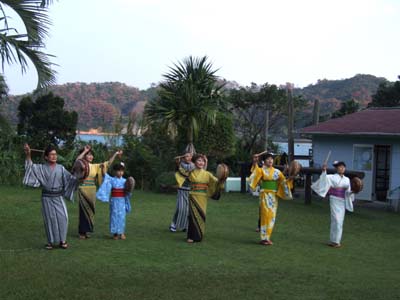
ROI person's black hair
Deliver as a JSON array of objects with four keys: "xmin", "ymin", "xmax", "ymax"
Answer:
[
  {"xmin": 44, "ymin": 145, "xmax": 57, "ymax": 157},
  {"xmin": 113, "ymin": 162, "xmax": 125, "ymax": 171},
  {"xmin": 261, "ymin": 153, "xmax": 274, "ymax": 161},
  {"xmin": 192, "ymin": 153, "xmax": 206, "ymax": 163},
  {"xmin": 333, "ymin": 161, "xmax": 346, "ymax": 168},
  {"xmin": 79, "ymin": 146, "xmax": 94, "ymax": 157}
]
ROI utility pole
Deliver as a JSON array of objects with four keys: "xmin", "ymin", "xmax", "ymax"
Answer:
[
  {"xmin": 287, "ymin": 83, "xmax": 294, "ymax": 162},
  {"xmin": 264, "ymin": 108, "xmax": 269, "ymax": 150},
  {"xmin": 312, "ymin": 99, "xmax": 320, "ymax": 125}
]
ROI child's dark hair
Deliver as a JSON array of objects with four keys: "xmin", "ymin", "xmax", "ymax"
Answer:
[
  {"xmin": 113, "ymin": 162, "xmax": 125, "ymax": 171},
  {"xmin": 44, "ymin": 145, "xmax": 57, "ymax": 157}
]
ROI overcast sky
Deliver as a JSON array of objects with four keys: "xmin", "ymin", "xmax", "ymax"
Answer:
[{"xmin": 3, "ymin": 0, "xmax": 400, "ymax": 95}]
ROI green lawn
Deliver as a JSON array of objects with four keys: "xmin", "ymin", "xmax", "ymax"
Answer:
[{"xmin": 0, "ymin": 185, "xmax": 399, "ymax": 300}]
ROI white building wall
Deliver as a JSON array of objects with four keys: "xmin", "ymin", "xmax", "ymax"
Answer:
[{"xmin": 311, "ymin": 135, "xmax": 400, "ymax": 201}]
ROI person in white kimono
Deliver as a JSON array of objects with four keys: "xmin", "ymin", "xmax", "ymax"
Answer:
[
  {"xmin": 23, "ymin": 144, "xmax": 78, "ymax": 250},
  {"xmin": 311, "ymin": 161, "xmax": 354, "ymax": 248}
]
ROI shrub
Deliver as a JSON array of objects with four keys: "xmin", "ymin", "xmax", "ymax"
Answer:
[{"xmin": 154, "ymin": 171, "xmax": 177, "ymax": 193}]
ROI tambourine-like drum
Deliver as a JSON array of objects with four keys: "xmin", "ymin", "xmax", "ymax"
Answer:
[
  {"xmin": 124, "ymin": 176, "xmax": 136, "ymax": 193},
  {"xmin": 289, "ymin": 160, "xmax": 302, "ymax": 177},
  {"xmin": 72, "ymin": 159, "xmax": 89, "ymax": 181},
  {"xmin": 216, "ymin": 163, "xmax": 229, "ymax": 183},
  {"xmin": 351, "ymin": 177, "xmax": 363, "ymax": 194}
]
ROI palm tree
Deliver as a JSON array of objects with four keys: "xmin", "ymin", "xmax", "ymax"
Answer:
[
  {"xmin": 145, "ymin": 56, "xmax": 225, "ymax": 149},
  {"xmin": 0, "ymin": 0, "xmax": 56, "ymax": 91}
]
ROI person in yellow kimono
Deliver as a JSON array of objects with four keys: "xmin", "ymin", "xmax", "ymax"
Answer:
[
  {"xmin": 249, "ymin": 153, "xmax": 293, "ymax": 245},
  {"xmin": 187, "ymin": 154, "xmax": 223, "ymax": 243},
  {"xmin": 75, "ymin": 145, "xmax": 122, "ymax": 239}
]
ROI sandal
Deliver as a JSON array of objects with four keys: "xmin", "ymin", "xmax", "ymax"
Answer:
[
  {"xmin": 45, "ymin": 243, "xmax": 53, "ymax": 250},
  {"xmin": 259, "ymin": 240, "xmax": 273, "ymax": 246},
  {"xmin": 328, "ymin": 242, "xmax": 341, "ymax": 248},
  {"xmin": 120, "ymin": 234, "xmax": 126, "ymax": 240},
  {"xmin": 187, "ymin": 239, "xmax": 194, "ymax": 243},
  {"xmin": 60, "ymin": 241, "xmax": 68, "ymax": 249},
  {"xmin": 113, "ymin": 234, "xmax": 119, "ymax": 240}
]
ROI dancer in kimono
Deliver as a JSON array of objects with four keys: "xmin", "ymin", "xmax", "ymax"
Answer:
[
  {"xmin": 169, "ymin": 151, "xmax": 195, "ymax": 232},
  {"xmin": 23, "ymin": 144, "xmax": 78, "ymax": 250},
  {"xmin": 187, "ymin": 154, "xmax": 223, "ymax": 243},
  {"xmin": 96, "ymin": 162, "xmax": 132, "ymax": 240},
  {"xmin": 249, "ymin": 153, "xmax": 293, "ymax": 245},
  {"xmin": 311, "ymin": 161, "xmax": 354, "ymax": 248},
  {"xmin": 75, "ymin": 145, "xmax": 122, "ymax": 239}
]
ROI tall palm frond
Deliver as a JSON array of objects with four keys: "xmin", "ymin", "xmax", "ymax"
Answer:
[
  {"xmin": 0, "ymin": 0, "xmax": 56, "ymax": 90},
  {"xmin": 145, "ymin": 56, "xmax": 225, "ymax": 144}
]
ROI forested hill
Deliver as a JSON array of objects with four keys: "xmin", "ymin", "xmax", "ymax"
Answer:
[
  {"xmin": 294, "ymin": 74, "xmax": 386, "ymax": 114},
  {"xmin": 45, "ymin": 82, "xmax": 155, "ymax": 129},
  {"xmin": 3, "ymin": 82, "xmax": 156, "ymax": 129},
  {"xmin": 2, "ymin": 74, "xmax": 387, "ymax": 129}
]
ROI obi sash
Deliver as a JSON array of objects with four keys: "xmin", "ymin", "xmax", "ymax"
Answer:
[
  {"xmin": 80, "ymin": 176, "xmax": 96, "ymax": 187},
  {"xmin": 42, "ymin": 190, "xmax": 63, "ymax": 197},
  {"xmin": 111, "ymin": 188, "xmax": 125, "ymax": 198},
  {"xmin": 191, "ymin": 182, "xmax": 208, "ymax": 193},
  {"xmin": 260, "ymin": 180, "xmax": 278, "ymax": 192},
  {"xmin": 328, "ymin": 187, "xmax": 346, "ymax": 199}
]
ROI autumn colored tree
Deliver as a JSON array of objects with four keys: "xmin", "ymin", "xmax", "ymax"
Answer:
[{"xmin": 79, "ymin": 99, "xmax": 119, "ymax": 129}]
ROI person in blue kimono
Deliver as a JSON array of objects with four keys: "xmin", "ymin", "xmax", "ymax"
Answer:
[{"xmin": 96, "ymin": 162, "xmax": 133, "ymax": 240}]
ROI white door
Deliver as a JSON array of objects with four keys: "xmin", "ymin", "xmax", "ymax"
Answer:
[{"xmin": 353, "ymin": 144, "xmax": 374, "ymax": 201}]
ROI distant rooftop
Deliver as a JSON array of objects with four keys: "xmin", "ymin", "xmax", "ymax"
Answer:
[{"xmin": 301, "ymin": 107, "xmax": 400, "ymax": 136}]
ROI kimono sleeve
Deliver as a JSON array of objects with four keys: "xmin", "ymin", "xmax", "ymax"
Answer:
[
  {"xmin": 176, "ymin": 161, "xmax": 195, "ymax": 187},
  {"xmin": 96, "ymin": 173, "xmax": 113, "ymax": 202},
  {"xmin": 311, "ymin": 171, "xmax": 332, "ymax": 197},
  {"xmin": 249, "ymin": 165, "xmax": 263, "ymax": 191},
  {"xmin": 62, "ymin": 167, "xmax": 78, "ymax": 201},
  {"xmin": 175, "ymin": 172, "xmax": 186, "ymax": 188},
  {"xmin": 345, "ymin": 177, "xmax": 354, "ymax": 212},
  {"xmin": 277, "ymin": 170, "xmax": 293, "ymax": 200},
  {"xmin": 23, "ymin": 160, "xmax": 42, "ymax": 188},
  {"xmin": 207, "ymin": 172, "xmax": 223, "ymax": 200},
  {"xmin": 125, "ymin": 193, "xmax": 132, "ymax": 213},
  {"xmin": 94, "ymin": 161, "xmax": 109, "ymax": 187}
]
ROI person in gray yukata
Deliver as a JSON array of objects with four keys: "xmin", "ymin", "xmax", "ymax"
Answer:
[{"xmin": 23, "ymin": 144, "xmax": 78, "ymax": 250}]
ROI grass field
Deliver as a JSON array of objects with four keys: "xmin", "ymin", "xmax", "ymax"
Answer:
[{"xmin": 1, "ymin": 185, "xmax": 399, "ymax": 300}]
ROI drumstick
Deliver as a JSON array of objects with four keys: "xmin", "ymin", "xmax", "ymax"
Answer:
[
  {"xmin": 323, "ymin": 150, "xmax": 331, "ymax": 165},
  {"xmin": 30, "ymin": 148, "xmax": 44, "ymax": 153},
  {"xmin": 254, "ymin": 150, "xmax": 269, "ymax": 157},
  {"xmin": 174, "ymin": 154, "xmax": 185, "ymax": 160}
]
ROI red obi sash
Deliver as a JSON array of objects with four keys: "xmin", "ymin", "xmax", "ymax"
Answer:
[
  {"xmin": 328, "ymin": 187, "xmax": 346, "ymax": 199},
  {"xmin": 111, "ymin": 188, "xmax": 125, "ymax": 197}
]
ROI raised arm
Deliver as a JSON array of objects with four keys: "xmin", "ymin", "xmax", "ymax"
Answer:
[
  {"xmin": 108, "ymin": 149, "xmax": 123, "ymax": 165},
  {"xmin": 76, "ymin": 144, "xmax": 91, "ymax": 161},
  {"xmin": 24, "ymin": 143, "xmax": 32, "ymax": 162}
]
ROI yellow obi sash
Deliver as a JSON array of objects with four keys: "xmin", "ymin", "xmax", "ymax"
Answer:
[
  {"xmin": 260, "ymin": 180, "xmax": 278, "ymax": 192},
  {"xmin": 80, "ymin": 176, "xmax": 96, "ymax": 187},
  {"xmin": 190, "ymin": 182, "xmax": 208, "ymax": 193}
]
